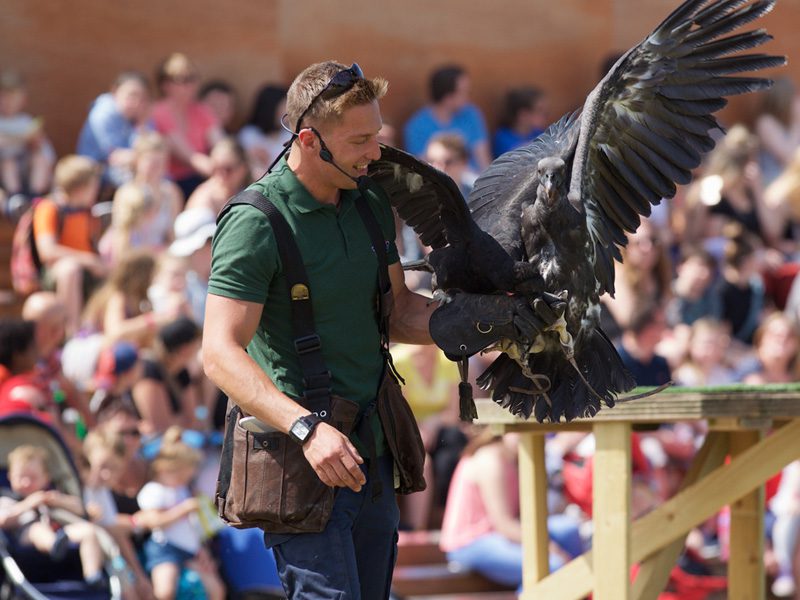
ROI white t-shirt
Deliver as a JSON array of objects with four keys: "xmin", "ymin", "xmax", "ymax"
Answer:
[
  {"xmin": 137, "ymin": 481, "xmax": 200, "ymax": 554},
  {"xmin": 83, "ymin": 485, "xmax": 118, "ymax": 527}
]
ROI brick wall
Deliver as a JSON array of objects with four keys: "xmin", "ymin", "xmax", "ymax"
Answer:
[{"xmin": 2, "ymin": 0, "xmax": 797, "ymax": 156}]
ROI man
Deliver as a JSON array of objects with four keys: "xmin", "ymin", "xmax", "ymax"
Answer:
[
  {"xmin": 202, "ymin": 61, "xmax": 436, "ymax": 599},
  {"xmin": 403, "ymin": 64, "xmax": 491, "ymax": 171}
]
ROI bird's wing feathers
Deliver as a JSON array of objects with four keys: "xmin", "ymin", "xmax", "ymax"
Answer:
[
  {"xmin": 367, "ymin": 144, "xmax": 470, "ymax": 249},
  {"xmin": 468, "ymin": 113, "xmax": 581, "ymax": 259},
  {"xmin": 568, "ymin": 0, "xmax": 784, "ymax": 296}
]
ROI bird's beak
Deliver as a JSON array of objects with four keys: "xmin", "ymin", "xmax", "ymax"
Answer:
[{"xmin": 544, "ymin": 177, "xmax": 557, "ymax": 201}]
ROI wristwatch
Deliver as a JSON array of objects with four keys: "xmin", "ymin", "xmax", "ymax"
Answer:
[{"xmin": 288, "ymin": 414, "xmax": 322, "ymax": 445}]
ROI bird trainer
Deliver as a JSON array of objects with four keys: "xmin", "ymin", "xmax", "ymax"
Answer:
[{"xmin": 202, "ymin": 61, "xmax": 561, "ymax": 599}]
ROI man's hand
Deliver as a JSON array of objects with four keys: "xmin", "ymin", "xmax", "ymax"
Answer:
[{"xmin": 302, "ymin": 423, "xmax": 366, "ymax": 492}]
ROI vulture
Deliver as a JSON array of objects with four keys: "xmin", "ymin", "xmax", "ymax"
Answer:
[{"xmin": 367, "ymin": 0, "xmax": 785, "ymax": 422}]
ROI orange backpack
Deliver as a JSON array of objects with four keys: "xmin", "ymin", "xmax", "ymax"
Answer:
[{"xmin": 10, "ymin": 198, "xmax": 63, "ymax": 296}]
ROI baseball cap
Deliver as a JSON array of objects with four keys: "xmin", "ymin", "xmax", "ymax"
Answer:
[
  {"xmin": 169, "ymin": 208, "xmax": 217, "ymax": 257},
  {"xmin": 93, "ymin": 341, "xmax": 139, "ymax": 391}
]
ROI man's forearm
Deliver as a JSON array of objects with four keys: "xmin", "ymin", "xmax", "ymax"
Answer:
[{"xmin": 389, "ymin": 288, "xmax": 434, "ymax": 345}]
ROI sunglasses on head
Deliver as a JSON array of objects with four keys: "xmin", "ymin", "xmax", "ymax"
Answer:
[{"xmin": 294, "ymin": 63, "xmax": 364, "ymax": 133}]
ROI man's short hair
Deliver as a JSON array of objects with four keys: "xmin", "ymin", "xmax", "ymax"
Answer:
[
  {"xmin": 286, "ymin": 61, "xmax": 388, "ymax": 132},
  {"xmin": 430, "ymin": 65, "xmax": 465, "ymax": 104},
  {"xmin": 426, "ymin": 133, "xmax": 469, "ymax": 163},
  {"xmin": 54, "ymin": 155, "xmax": 100, "ymax": 194},
  {"xmin": 627, "ymin": 300, "xmax": 663, "ymax": 335}
]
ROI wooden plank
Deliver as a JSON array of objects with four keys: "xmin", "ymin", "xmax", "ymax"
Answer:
[
  {"xmin": 728, "ymin": 430, "xmax": 765, "ymax": 600},
  {"xmin": 632, "ymin": 432, "xmax": 729, "ymax": 600},
  {"xmin": 518, "ymin": 433, "xmax": 549, "ymax": 592},
  {"xmin": 594, "ymin": 422, "xmax": 632, "ymax": 600},
  {"xmin": 524, "ymin": 419, "xmax": 800, "ymax": 600}
]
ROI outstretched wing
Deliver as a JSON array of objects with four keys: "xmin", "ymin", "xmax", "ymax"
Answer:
[
  {"xmin": 367, "ymin": 144, "xmax": 470, "ymax": 249},
  {"xmin": 568, "ymin": 0, "xmax": 784, "ymax": 296},
  {"xmin": 468, "ymin": 113, "xmax": 581, "ymax": 260}
]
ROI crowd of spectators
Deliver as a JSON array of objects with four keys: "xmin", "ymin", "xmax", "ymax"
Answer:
[{"xmin": 1, "ymin": 52, "xmax": 800, "ymax": 599}]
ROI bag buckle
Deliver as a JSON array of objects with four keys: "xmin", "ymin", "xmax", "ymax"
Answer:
[{"xmin": 294, "ymin": 334, "xmax": 321, "ymax": 355}]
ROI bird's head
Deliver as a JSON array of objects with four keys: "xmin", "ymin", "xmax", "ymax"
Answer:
[{"xmin": 536, "ymin": 157, "xmax": 566, "ymax": 204}]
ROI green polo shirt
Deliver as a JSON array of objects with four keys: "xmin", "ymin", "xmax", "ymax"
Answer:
[{"xmin": 208, "ymin": 159, "xmax": 399, "ymax": 454}]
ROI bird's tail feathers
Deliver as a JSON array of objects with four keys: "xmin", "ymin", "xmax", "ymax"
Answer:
[{"xmin": 478, "ymin": 327, "xmax": 635, "ymax": 423}]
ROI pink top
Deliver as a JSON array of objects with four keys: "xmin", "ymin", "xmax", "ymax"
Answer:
[
  {"xmin": 152, "ymin": 100, "xmax": 217, "ymax": 181},
  {"xmin": 439, "ymin": 450, "xmax": 519, "ymax": 552}
]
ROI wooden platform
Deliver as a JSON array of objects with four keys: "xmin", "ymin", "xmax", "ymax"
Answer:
[{"xmin": 476, "ymin": 385, "xmax": 800, "ymax": 600}]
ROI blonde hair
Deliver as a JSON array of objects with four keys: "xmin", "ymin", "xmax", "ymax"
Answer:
[
  {"xmin": 112, "ymin": 183, "xmax": 153, "ymax": 231},
  {"xmin": 54, "ymin": 155, "xmax": 100, "ymax": 194},
  {"xmin": 82, "ymin": 429, "xmax": 126, "ymax": 462},
  {"xmin": 152, "ymin": 426, "xmax": 202, "ymax": 473},
  {"xmin": 133, "ymin": 131, "xmax": 168, "ymax": 157},
  {"xmin": 286, "ymin": 61, "xmax": 387, "ymax": 132},
  {"xmin": 156, "ymin": 53, "xmax": 198, "ymax": 91},
  {"xmin": 8, "ymin": 445, "xmax": 49, "ymax": 474},
  {"xmin": 703, "ymin": 125, "xmax": 758, "ymax": 186},
  {"xmin": 82, "ymin": 249, "xmax": 156, "ymax": 328}
]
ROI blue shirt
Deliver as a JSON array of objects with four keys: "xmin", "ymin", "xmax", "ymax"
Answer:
[
  {"xmin": 493, "ymin": 126, "xmax": 545, "ymax": 158},
  {"xmin": 403, "ymin": 103, "xmax": 488, "ymax": 168},
  {"xmin": 77, "ymin": 93, "xmax": 143, "ymax": 162},
  {"xmin": 616, "ymin": 344, "xmax": 672, "ymax": 387}
]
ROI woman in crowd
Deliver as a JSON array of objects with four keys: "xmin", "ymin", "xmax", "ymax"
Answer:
[
  {"xmin": 152, "ymin": 53, "xmax": 223, "ymax": 199},
  {"xmin": 743, "ymin": 312, "xmax": 799, "ymax": 383},
  {"xmin": 185, "ymin": 137, "xmax": 250, "ymax": 214}
]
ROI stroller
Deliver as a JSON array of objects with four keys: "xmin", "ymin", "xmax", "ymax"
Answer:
[{"xmin": 0, "ymin": 414, "xmax": 123, "ymax": 600}]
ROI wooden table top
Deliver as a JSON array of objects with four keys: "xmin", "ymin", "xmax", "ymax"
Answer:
[{"xmin": 476, "ymin": 384, "xmax": 800, "ymax": 429}]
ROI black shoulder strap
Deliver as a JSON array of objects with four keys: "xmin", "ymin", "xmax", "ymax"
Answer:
[
  {"xmin": 353, "ymin": 192, "xmax": 404, "ymax": 383},
  {"xmin": 218, "ymin": 190, "xmax": 332, "ymax": 419}
]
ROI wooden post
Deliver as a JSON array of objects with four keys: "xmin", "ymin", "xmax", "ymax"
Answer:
[
  {"xmin": 728, "ymin": 430, "xmax": 765, "ymax": 600},
  {"xmin": 594, "ymin": 422, "xmax": 632, "ymax": 600},
  {"xmin": 518, "ymin": 432, "xmax": 549, "ymax": 597}
]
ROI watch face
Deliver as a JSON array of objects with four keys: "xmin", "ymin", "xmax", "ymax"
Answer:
[{"xmin": 293, "ymin": 422, "xmax": 310, "ymax": 440}]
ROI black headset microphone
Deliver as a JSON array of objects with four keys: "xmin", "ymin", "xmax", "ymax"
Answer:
[{"xmin": 310, "ymin": 127, "xmax": 370, "ymax": 190}]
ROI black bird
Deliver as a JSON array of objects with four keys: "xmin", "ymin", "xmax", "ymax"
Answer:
[{"xmin": 368, "ymin": 0, "xmax": 785, "ymax": 422}]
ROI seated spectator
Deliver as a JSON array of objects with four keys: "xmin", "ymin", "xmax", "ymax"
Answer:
[
  {"xmin": 440, "ymin": 431, "xmax": 583, "ymax": 589},
  {"xmin": 684, "ymin": 125, "xmax": 781, "ymax": 252},
  {"xmin": 81, "ymin": 429, "xmax": 154, "ymax": 599},
  {"xmin": 22, "ymin": 291, "xmax": 94, "ymax": 427},
  {"xmin": 601, "ymin": 219, "xmax": 673, "ymax": 338},
  {"xmin": 673, "ymin": 318, "xmax": 736, "ymax": 386},
  {"xmin": 667, "ymin": 247, "xmax": 722, "ymax": 328},
  {"xmin": 99, "ymin": 183, "xmax": 163, "ymax": 264},
  {"xmin": 0, "ymin": 70, "xmax": 55, "ymax": 203},
  {"xmin": 404, "ymin": 65, "xmax": 491, "ymax": 171},
  {"xmin": 199, "ymin": 80, "xmax": 237, "ymax": 134},
  {"xmin": 152, "ymin": 53, "xmax": 224, "ymax": 199},
  {"xmin": 238, "ymin": 84, "xmax": 289, "ymax": 179},
  {"xmin": 132, "ymin": 316, "xmax": 203, "ymax": 436},
  {"xmin": 95, "ymin": 399, "xmax": 148, "ymax": 509},
  {"xmin": 0, "ymin": 318, "xmax": 56, "ymax": 424},
  {"xmin": 76, "ymin": 71, "xmax": 152, "ymax": 189},
  {"xmin": 32, "ymin": 155, "xmax": 107, "ymax": 334},
  {"xmin": 616, "ymin": 301, "xmax": 672, "ymax": 387},
  {"xmin": 424, "ymin": 132, "xmax": 477, "ymax": 198},
  {"xmin": 86, "ymin": 341, "xmax": 143, "ymax": 415},
  {"xmin": 493, "ymin": 86, "xmax": 549, "ymax": 157},
  {"xmin": 129, "ymin": 132, "xmax": 183, "ymax": 247},
  {"xmin": 742, "ymin": 312, "xmax": 799, "ymax": 384},
  {"xmin": 137, "ymin": 426, "xmax": 225, "ymax": 600},
  {"xmin": 717, "ymin": 225, "xmax": 765, "ymax": 345},
  {"xmin": 81, "ymin": 249, "xmax": 186, "ymax": 348},
  {"xmin": 0, "ymin": 445, "xmax": 106, "ymax": 588},
  {"xmin": 755, "ymin": 78, "xmax": 800, "ymax": 186},
  {"xmin": 168, "ymin": 208, "xmax": 216, "ymax": 324},
  {"xmin": 764, "ymin": 147, "xmax": 800, "ymax": 258},
  {"xmin": 185, "ymin": 137, "xmax": 250, "ymax": 215}
]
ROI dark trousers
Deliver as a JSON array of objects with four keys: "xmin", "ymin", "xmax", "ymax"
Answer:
[{"xmin": 264, "ymin": 455, "xmax": 400, "ymax": 599}]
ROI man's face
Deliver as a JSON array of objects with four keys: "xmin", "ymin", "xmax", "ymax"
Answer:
[
  {"xmin": 450, "ymin": 75, "xmax": 471, "ymax": 111},
  {"xmin": 115, "ymin": 80, "xmax": 149, "ymax": 121},
  {"xmin": 316, "ymin": 101, "xmax": 383, "ymax": 190}
]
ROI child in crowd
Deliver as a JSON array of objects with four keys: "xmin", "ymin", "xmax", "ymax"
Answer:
[
  {"xmin": 33, "ymin": 155, "xmax": 107, "ymax": 334},
  {"xmin": 673, "ymin": 318, "xmax": 736, "ymax": 386},
  {"xmin": 137, "ymin": 426, "xmax": 224, "ymax": 600},
  {"xmin": 0, "ymin": 70, "xmax": 55, "ymax": 202},
  {"xmin": 0, "ymin": 445, "xmax": 106, "ymax": 587},
  {"xmin": 82, "ymin": 429, "xmax": 154, "ymax": 599},
  {"xmin": 667, "ymin": 247, "xmax": 722, "ymax": 328}
]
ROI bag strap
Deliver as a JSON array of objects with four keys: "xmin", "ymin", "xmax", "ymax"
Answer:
[{"xmin": 218, "ymin": 190, "xmax": 332, "ymax": 419}]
